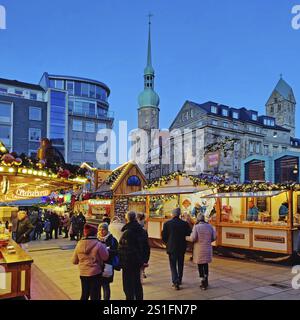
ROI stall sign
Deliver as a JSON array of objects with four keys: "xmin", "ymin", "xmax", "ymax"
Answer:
[
  {"xmin": 226, "ymin": 232, "xmax": 245, "ymax": 240},
  {"xmin": 207, "ymin": 152, "xmax": 220, "ymax": 168},
  {"xmin": 15, "ymin": 189, "xmax": 50, "ymax": 198},
  {"xmin": 89, "ymin": 199, "xmax": 111, "ymax": 205},
  {"xmin": 254, "ymin": 235, "xmax": 285, "ymax": 244}
]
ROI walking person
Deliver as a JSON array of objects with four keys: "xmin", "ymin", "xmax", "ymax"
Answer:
[
  {"xmin": 162, "ymin": 208, "xmax": 191, "ymax": 290},
  {"xmin": 189, "ymin": 213, "xmax": 216, "ymax": 290},
  {"xmin": 49, "ymin": 211, "xmax": 60, "ymax": 239},
  {"xmin": 29, "ymin": 210, "xmax": 38, "ymax": 241},
  {"xmin": 44, "ymin": 218, "xmax": 51, "ymax": 241},
  {"xmin": 118, "ymin": 211, "xmax": 150, "ymax": 300},
  {"xmin": 72, "ymin": 224, "xmax": 109, "ymax": 300},
  {"xmin": 62, "ymin": 213, "xmax": 70, "ymax": 238},
  {"xmin": 77, "ymin": 212, "xmax": 86, "ymax": 240},
  {"xmin": 15, "ymin": 211, "xmax": 34, "ymax": 250},
  {"xmin": 136, "ymin": 212, "xmax": 150, "ymax": 281},
  {"xmin": 58, "ymin": 213, "xmax": 64, "ymax": 236},
  {"xmin": 70, "ymin": 213, "xmax": 79, "ymax": 241},
  {"xmin": 97, "ymin": 222, "xmax": 118, "ymax": 300}
]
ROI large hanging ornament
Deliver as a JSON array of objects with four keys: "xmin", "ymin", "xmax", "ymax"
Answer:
[{"xmin": 1, "ymin": 154, "xmax": 15, "ymax": 166}]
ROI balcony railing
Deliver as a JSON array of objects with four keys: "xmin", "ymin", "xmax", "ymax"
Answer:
[{"xmin": 69, "ymin": 110, "xmax": 114, "ymax": 120}]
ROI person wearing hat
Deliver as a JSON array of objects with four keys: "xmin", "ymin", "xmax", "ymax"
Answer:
[
  {"xmin": 72, "ymin": 224, "xmax": 109, "ymax": 300},
  {"xmin": 162, "ymin": 207, "xmax": 191, "ymax": 290},
  {"xmin": 97, "ymin": 222, "xmax": 118, "ymax": 300},
  {"xmin": 15, "ymin": 211, "xmax": 34, "ymax": 248},
  {"xmin": 189, "ymin": 213, "xmax": 216, "ymax": 290}
]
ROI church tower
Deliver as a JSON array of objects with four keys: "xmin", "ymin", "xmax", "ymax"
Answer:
[
  {"xmin": 138, "ymin": 16, "xmax": 160, "ymax": 131},
  {"xmin": 266, "ymin": 76, "xmax": 296, "ymax": 137}
]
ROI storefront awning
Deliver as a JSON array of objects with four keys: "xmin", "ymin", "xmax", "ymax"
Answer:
[
  {"xmin": 204, "ymin": 190, "xmax": 286, "ymax": 199},
  {"xmin": 127, "ymin": 186, "xmax": 209, "ymax": 197}
]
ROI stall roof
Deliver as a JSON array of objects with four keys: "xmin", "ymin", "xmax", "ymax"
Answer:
[
  {"xmin": 204, "ymin": 190, "xmax": 286, "ymax": 198},
  {"xmin": 128, "ymin": 186, "xmax": 209, "ymax": 197}
]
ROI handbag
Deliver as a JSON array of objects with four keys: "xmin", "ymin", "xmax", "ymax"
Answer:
[{"xmin": 102, "ymin": 263, "xmax": 113, "ymax": 278}]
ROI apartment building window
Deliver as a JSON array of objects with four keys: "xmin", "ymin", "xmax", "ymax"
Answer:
[
  {"xmin": 264, "ymin": 145, "xmax": 269, "ymax": 156},
  {"xmin": 282, "ymin": 147, "xmax": 287, "ymax": 152},
  {"xmin": 251, "ymin": 113, "xmax": 258, "ymax": 121},
  {"xmin": 273, "ymin": 131, "xmax": 278, "ymax": 138},
  {"xmin": 15, "ymin": 89, "xmax": 23, "ymax": 96},
  {"xmin": 233, "ymin": 123, "xmax": 239, "ymax": 130},
  {"xmin": 0, "ymin": 102, "xmax": 11, "ymax": 123},
  {"xmin": 273, "ymin": 146, "xmax": 279, "ymax": 154},
  {"xmin": 249, "ymin": 125, "xmax": 255, "ymax": 132},
  {"xmin": 255, "ymin": 143, "xmax": 261, "ymax": 154},
  {"xmin": 85, "ymin": 141, "xmax": 95, "ymax": 152},
  {"xmin": 72, "ymin": 119, "xmax": 83, "ymax": 131},
  {"xmin": 256, "ymin": 127, "xmax": 261, "ymax": 134},
  {"xmin": 211, "ymin": 106, "xmax": 217, "ymax": 114},
  {"xmin": 85, "ymin": 121, "xmax": 95, "ymax": 133},
  {"xmin": 66, "ymin": 81, "xmax": 74, "ymax": 95},
  {"xmin": 212, "ymin": 120, "xmax": 218, "ymax": 126},
  {"xmin": 89, "ymin": 84, "xmax": 96, "ymax": 98},
  {"xmin": 72, "ymin": 139, "xmax": 82, "ymax": 152},
  {"xmin": 81, "ymin": 83, "xmax": 89, "ymax": 97},
  {"xmin": 223, "ymin": 122, "xmax": 229, "ymax": 128},
  {"xmin": 0, "ymin": 126, "xmax": 11, "ymax": 146},
  {"xmin": 0, "ymin": 87, "xmax": 7, "ymax": 94},
  {"xmin": 54, "ymin": 80, "xmax": 64, "ymax": 90},
  {"xmin": 264, "ymin": 118, "xmax": 275, "ymax": 127},
  {"xmin": 29, "ymin": 107, "xmax": 42, "ymax": 121},
  {"xmin": 249, "ymin": 142, "xmax": 254, "ymax": 153},
  {"xmin": 222, "ymin": 109, "xmax": 228, "ymax": 117},
  {"xmin": 29, "ymin": 128, "xmax": 41, "ymax": 142},
  {"xmin": 232, "ymin": 111, "xmax": 239, "ymax": 119},
  {"xmin": 30, "ymin": 93, "xmax": 37, "ymax": 100},
  {"xmin": 97, "ymin": 122, "xmax": 107, "ymax": 131}
]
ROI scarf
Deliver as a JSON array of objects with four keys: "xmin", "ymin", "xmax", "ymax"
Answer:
[{"xmin": 97, "ymin": 231, "xmax": 111, "ymax": 243}]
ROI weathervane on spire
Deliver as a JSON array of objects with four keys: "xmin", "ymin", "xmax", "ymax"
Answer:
[{"xmin": 147, "ymin": 13, "xmax": 153, "ymax": 25}]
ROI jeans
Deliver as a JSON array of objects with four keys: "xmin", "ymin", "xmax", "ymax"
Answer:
[
  {"xmin": 50, "ymin": 227, "xmax": 58, "ymax": 239},
  {"xmin": 247, "ymin": 214, "xmax": 258, "ymax": 221},
  {"xmin": 80, "ymin": 274, "xmax": 101, "ymax": 300},
  {"xmin": 198, "ymin": 263, "xmax": 209, "ymax": 278},
  {"xmin": 168, "ymin": 252, "xmax": 185, "ymax": 285},
  {"xmin": 100, "ymin": 281, "xmax": 111, "ymax": 300},
  {"xmin": 122, "ymin": 266, "xmax": 143, "ymax": 300}
]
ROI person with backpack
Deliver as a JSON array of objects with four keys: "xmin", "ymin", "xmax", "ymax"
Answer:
[
  {"xmin": 118, "ymin": 211, "xmax": 150, "ymax": 300},
  {"xmin": 97, "ymin": 222, "xmax": 119, "ymax": 300},
  {"xmin": 72, "ymin": 224, "xmax": 109, "ymax": 300}
]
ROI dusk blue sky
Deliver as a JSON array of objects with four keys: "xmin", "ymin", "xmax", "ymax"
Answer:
[{"xmin": 0, "ymin": 0, "xmax": 300, "ymax": 165}]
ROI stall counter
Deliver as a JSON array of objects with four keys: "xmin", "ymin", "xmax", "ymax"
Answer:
[{"xmin": 0, "ymin": 240, "xmax": 33, "ymax": 300}]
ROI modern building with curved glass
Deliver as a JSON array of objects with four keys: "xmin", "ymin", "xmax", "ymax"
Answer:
[{"xmin": 39, "ymin": 73, "xmax": 114, "ymax": 168}]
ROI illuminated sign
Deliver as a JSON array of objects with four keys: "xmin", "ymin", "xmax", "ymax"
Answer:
[
  {"xmin": 254, "ymin": 235, "xmax": 285, "ymax": 244},
  {"xmin": 15, "ymin": 189, "xmax": 50, "ymax": 198},
  {"xmin": 89, "ymin": 199, "xmax": 111, "ymax": 205}
]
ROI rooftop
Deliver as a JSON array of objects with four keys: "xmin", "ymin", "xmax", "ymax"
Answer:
[{"xmin": 0, "ymin": 77, "xmax": 45, "ymax": 91}]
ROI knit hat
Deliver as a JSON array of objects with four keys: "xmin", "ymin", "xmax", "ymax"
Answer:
[
  {"xmin": 98, "ymin": 222, "xmax": 109, "ymax": 231},
  {"xmin": 83, "ymin": 224, "xmax": 97, "ymax": 237}
]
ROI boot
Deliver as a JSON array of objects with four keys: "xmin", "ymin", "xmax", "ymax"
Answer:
[
  {"xmin": 203, "ymin": 276, "xmax": 208, "ymax": 290},
  {"xmin": 199, "ymin": 278, "xmax": 206, "ymax": 290}
]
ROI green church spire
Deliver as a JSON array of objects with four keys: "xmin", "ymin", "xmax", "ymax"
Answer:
[{"xmin": 138, "ymin": 14, "xmax": 160, "ymax": 109}]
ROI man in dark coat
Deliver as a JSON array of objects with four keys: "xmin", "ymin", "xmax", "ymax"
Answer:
[
  {"xmin": 118, "ymin": 211, "xmax": 150, "ymax": 300},
  {"xmin": 16, "ymin": 211, "xmax": 34, "ymax": 245},
  {"xmin": 162, "ymin": 207, "xmax": 191, "ymax": 290},
  {"xmin": 77, "ymin": 212, "xmax": 86, "ymax": 240},
  {"xmin": 49, "ymin": 211, "xmax": 60, "ymax": 239}
]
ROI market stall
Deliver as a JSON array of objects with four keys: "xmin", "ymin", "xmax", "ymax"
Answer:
[
  {"xmin": 0, "ymin": 141, "xmax": 88, "ymax": 299},
  {"xmin": 83, "ymin": 161, "xmax": 147, "ymax": 226},
  {"xmin": 127, "ymin": 173, "xmax": 216, "ymax": 248},
  {"xmin": 205, "ymin": 185, "xmax": 300, "ymax": 263}
]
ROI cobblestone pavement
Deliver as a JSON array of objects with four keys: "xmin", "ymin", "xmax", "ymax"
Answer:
[{"xmin": 27, "ymin": 237, "xmax": 300, "ymax": 300}]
